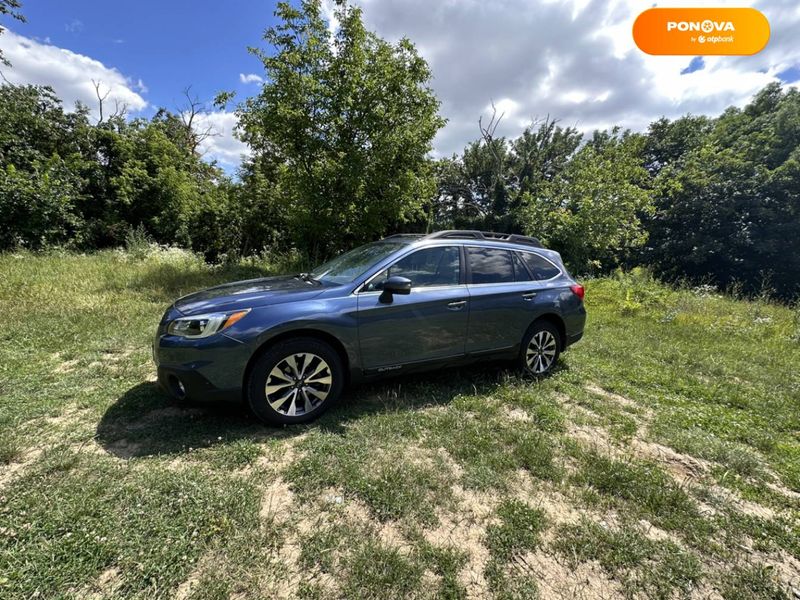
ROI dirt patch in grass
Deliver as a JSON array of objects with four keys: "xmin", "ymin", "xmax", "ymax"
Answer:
[
  {"xmin": 630, "ymin": 438, "xmax": 711, "ymax": 481},
  {"xmin": 567, "ymin": 423, "xmax": 616, "ymax": 455},
  {"xmin": 127, "ymin": 405, "xmax": 205, "ymax": 429},
  {"xmin": 766, "ymin": 481, "xmax": 800, "ymax": 501},
  {"xmin": 503, "ymin": 406, "xmax": 532, "ymax": 422},
  {"xmin": 511, "ymin": 471, "xmax": 585, "ymax": 526},
  {"xmin": 260, "ymin": 477, "xmax": 295, "ymax": 524},
  {"xmin": 54, "ymin": 358, "xmax": 81, "ymax": 374},
  {"xmin": 173, "ymin": 551, "xmax": 222, "ymax": 600},
  {"xmin": 0, "ymin": 448, "xmax": 43, "ymax": 491},
  {"xmin": 74, "ymin": 566, "xmax": 123, "ymax": 600},
  {"xmin": 518, "ymin": 551, "xmax": 623, "ymax": 600},
  {"xmin": 103, "ymin": 438, "xmax": 143, "ymax": 459},
  {"xmin": 342, "ymin": 497, "xmax": 414, "ymax": 554},
  {"xmin": 710, "ymin": 485, "xmax": 778, "ymax": 520},
  {"xmin": 584, "ymin": 383, "xmax": 640, "ymax": 412},
  {"xmin": 422, "ymin": 483, "xmax": 499, "ymax": 598}
]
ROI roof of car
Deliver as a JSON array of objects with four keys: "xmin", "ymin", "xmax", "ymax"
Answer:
[{"xmin": 383, "ymin": 230, "xmax": 543, "ymax": 249}]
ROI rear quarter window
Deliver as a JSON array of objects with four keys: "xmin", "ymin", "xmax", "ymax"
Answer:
[{"xmin": 519, "ymin": 252, "xmax": 561, "ymax": 280}]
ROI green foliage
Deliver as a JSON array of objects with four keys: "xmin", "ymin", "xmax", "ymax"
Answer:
[
  {"xmin": 434, "ymin": 116, "xmax": 583, "ymax": 234},
  {"xmin": 523, "ymin": 129, "xmax": 654, "ymax": 273},
  {"xmin": 0, "ymin": 84, "xmax": 237, "ymax": 259},
  {"xmin": 434, "ymin": 119, "xmax": 654, "ymax": 275},
  {"xmin": 646, "ymin": 83, "xmax": 800, "ymax": 300},
  {"xmin": 0, "ymin": 85, "xmax": 90, "ymax": 249},
  {"xmin": 0, "ymin": 158, "xmax": 85, "ymax": 249},
  {"xmin": 237, "ymin": 0, "xmax": 444, "ymax": 259}
]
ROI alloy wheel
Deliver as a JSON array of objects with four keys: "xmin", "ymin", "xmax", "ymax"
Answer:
[
  {"xmin": 526, "ymin": 330, "xmax": 557, "ymax": 374},
  {"xmin": 265, "ymin": 352, "xmax": 332, "ymax": 416}
]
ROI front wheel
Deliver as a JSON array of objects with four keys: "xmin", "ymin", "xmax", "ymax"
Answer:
[
  {"xmin": 519, "ymin": 321, "xmax": 561, "ymax": 377},
  {"xmin": 247, "ymin": 337, "xmax": 344, "ymax": 425}
]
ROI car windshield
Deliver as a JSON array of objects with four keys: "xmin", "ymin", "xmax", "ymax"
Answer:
[{"xmin": 311, "ymin": 241, "xmax": 407, "ymax": 284}]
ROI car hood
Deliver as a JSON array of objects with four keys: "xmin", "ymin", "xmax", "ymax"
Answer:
[{"xmin": 173, "ymin": 275, "xmax": 328, "ymax": 315}]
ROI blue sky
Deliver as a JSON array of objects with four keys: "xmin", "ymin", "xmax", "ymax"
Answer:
[
  {"xmin": 3, "ymin": 0, "xmax": 800, "ymax": 171},
  {"xmin": 14, "ymin": 0, "xmax": 278, "ymax": 118}
]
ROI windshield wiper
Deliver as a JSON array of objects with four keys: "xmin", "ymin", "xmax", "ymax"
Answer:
[{"xmin": 294, "ymin": 272, "xmax": 322, "ymax": 285}]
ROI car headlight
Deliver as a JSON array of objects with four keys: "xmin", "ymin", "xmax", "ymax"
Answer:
[{"xmin": 167, "ymin": 309, "xmax": 250, "ymax": 339}]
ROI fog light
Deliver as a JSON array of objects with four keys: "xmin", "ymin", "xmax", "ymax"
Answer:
[{"xmin": 168, "ymin": 375, "xmax": 187, "ymax": 399}]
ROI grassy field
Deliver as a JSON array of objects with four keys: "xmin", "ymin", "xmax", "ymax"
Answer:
[{"xmin": 0, "ymin": 248, "xmax": 799, "ymax": 600}]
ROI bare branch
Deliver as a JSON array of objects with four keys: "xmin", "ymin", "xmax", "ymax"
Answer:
[
  {"xmin": 177, "ymin": 86, "xmax": 220, "ymax": 154},
  {"xmin": 478, "ymin": 100, "xmax": 504, "ymax": 144},
  {"xmin": 110, "ymin": 98, "xmax": 128, "ymax": 121},
  {"xmin": 92, "ymin": 79, "xmax": 111, "ymax": 124}
]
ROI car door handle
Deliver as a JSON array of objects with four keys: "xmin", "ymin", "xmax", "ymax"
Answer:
[
  {"xmin": 447, "ymin": 300, "xmax": 467, "ymax": 310},
  {"xmin": 522, "ymin": 292, "xmax": 537, "ymax": 301}
]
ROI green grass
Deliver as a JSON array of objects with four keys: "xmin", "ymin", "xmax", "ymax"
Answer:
[
  {"xmin": 552, "ymin": 519, "xmax": 702, "ymax": 599},
  {"xmin": 0, "ymin": 252, "xmax": 798, "ymax": 598}
]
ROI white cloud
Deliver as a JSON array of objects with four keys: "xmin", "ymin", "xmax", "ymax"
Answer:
[
  {"xmin": 0, "ymin": 30, "xmax": 147, "ymax": 120},
  {"xmin": 64, "ymin": 19, "xmax": 84, "ymax": 34},
  {"xmin": 192, "ymin": 111, "xmax": 250, "ymax": 169},
  {"xmin": 239, "ymin": 72, "xmax": 263, "ymax": 84},
  {"xmin": 352, "ymin": 0, "xmax": 800, "ymax": 156}
]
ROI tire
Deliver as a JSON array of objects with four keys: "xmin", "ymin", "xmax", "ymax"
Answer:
[
  {"xmin": 519, "ymin": 320, "xmax": 562, "ymax": 377},
  {"xmin": 247, "ymin": 337, "xmax": 344, "ymax": 425}
]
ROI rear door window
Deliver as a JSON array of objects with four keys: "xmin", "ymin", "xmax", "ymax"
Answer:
[
  {"xmin": 519, "ymin": 252, "xmax": 561, "ymax": 280},
  {"xmin": 467, "ymin": 247, "xmax": 514, "ymax": 284}
]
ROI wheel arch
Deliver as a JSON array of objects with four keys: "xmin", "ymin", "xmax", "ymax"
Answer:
[{"xmin": 242, "ymin": 328, "xmax": 351, "ymax": 396}]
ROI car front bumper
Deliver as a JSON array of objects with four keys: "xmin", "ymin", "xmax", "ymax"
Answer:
[
  {"xmin": 156, "ymin": 364, "xmax": 242, "ymax": 403},
  {"xmin": 153, "ymin": 325, "xmax": 251, "ymax": 403}
]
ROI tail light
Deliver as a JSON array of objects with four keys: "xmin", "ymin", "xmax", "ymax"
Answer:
[{"xmin": 570, "ymin": 284, "xmax": 585, "ymax": 301}]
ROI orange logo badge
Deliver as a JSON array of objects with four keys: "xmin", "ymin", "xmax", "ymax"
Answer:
[{"xmin": 633, "ymin": 8, "xmax": 770, "ymax": 55}]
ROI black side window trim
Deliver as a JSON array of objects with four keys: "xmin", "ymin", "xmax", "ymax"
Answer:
[{"xmin": 512, "ymin": 251, "xmax": 534, "ymax": 281}]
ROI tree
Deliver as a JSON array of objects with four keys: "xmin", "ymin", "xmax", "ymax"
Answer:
[
  {"xmin": 0, "ymin": 83, "xmax": 235, "ymax": 257},
  {"xmin": 645, "ymin": 84, "xmax": 800, "ymax": 299},
  {"xmin": 432, "ymin": 114, "xmax": 582, "ymax": 233},
  {"xmin": 237, "ymin": 0, "xmax": 445, "ymax": 259},
  {"xmin": 523, "ymin": 129, "xmax": 654, "ymax": 273},
  {"xmin": 0, "ymin": 85, "xmax": 90, "ymax": 248},
  {"xmin": 643, "ymin": 115, "xmax": 711, "ymax": 176}
]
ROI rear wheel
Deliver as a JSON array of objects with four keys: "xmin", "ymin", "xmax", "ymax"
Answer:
[
  {"xmin": 247, "ymin": 337, "xmax": 344, "ymax": 425},
  {"xmin": 519, "ymin": 321, "xmax": 561, "ymax": 377}
]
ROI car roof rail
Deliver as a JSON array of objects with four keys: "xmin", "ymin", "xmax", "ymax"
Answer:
[
  {"xmin": 382, "ymin": 233, "xmax": 424, "ymax": 240},
  {"xmin": 424, "ymin": 230, "xmax": 543, "ymax": 248}
]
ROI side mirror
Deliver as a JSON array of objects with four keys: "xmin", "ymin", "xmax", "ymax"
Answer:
[{"xmin": 379, "ymin": 276, "xmax": 412, "ymax": 304}]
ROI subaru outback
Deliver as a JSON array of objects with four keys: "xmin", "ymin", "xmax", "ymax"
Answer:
[{"xmin": 153, "ymin": 231, "xmax": 586, "ymax": 424}]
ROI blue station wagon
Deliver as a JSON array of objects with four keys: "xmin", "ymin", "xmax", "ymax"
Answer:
[{"xmin": 154, "ymin": 231, "xmax": 586, "ymax": 424}]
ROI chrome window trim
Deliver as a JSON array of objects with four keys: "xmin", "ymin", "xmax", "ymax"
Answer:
[
  {"xmin": 466, "ymin": 280, "xmax": 550, "ymax": 289},
  {"xmin": 349, "ymin": 241, "xmax": 563, "ymax": 295},
  {"xmin": 358, "ymin": 283, "xmax": 469, "ymax": 297}
]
